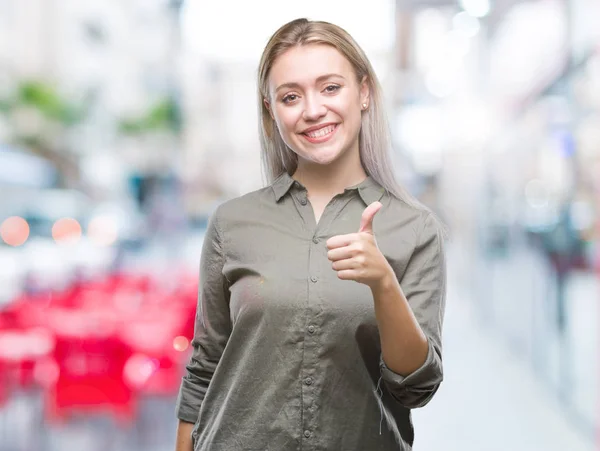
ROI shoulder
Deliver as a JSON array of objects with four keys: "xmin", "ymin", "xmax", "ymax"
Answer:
[
  {"xmin": 381, "ymin": 195, "xmax": 441, "ymax": 243},
  {"xmin": 211, "ymin": 185, "xmax": 276, "ymax": 227},
  {"xmin": 379, "ymin": 195, "xmax": 446, "ymax": 274}
]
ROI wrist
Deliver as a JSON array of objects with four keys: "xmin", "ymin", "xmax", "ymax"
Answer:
[{"xmin": 370, "ymin": 267, "xmax": 397, "ymax": 296}]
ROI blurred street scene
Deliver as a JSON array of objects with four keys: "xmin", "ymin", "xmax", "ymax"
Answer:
[{"xmin": 0, "ymin": 0, "xmax": 599, "ymax": 450}]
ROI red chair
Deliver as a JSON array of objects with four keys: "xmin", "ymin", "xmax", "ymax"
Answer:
[
  {"xmin": 44, "ymin": 309, "xmax": 136, "ymax": 425},
  {"xmin": 119, "ymin": 306, "xmax": 187, "ymax": 396},
  {"xmin": 0, "ymin": 297, "xmax": 56, "ymax": 391}
]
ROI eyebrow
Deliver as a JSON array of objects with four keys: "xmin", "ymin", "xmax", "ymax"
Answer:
[{"xmin": 275, "ymin": 73, "xmax": 346, "ymax": 93}]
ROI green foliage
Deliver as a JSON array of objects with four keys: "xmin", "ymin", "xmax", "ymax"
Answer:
[
  {"xmin": 0, "ymin": 80, "xmax": 86, "ymax": 126},
  {"xmin": 17, "ymin": 81, "xmax": 85, "ymax": 125},
  {"xmin": 0, "ymin": 79, "xmax": 181, "ymax": 139},
  {"xmin": 118, "ymin": 97, "xmax": 181, "ymax": 135}
]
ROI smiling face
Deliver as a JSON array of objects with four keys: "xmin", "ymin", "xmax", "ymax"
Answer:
[{"xmin": 266, "ymin": 44, "xmax": 369, "ymax": 170}]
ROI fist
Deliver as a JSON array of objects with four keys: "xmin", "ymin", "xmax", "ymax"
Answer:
[{"xmin": 326, "ymin": 202, "xmax": 393, "ymax": 289}]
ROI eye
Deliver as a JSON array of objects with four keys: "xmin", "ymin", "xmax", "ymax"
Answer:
[
  {"xmin": 282, "ymin": 94, "xmax": 299, "ymax": 104},
  {"xmin": 324, "ymin": 84, "xmax": 341, "ymax": 93}
]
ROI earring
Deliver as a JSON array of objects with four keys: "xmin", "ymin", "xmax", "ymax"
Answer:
[{"xmin": 362, "ymin": 103, "xmax": 368, "ymax": 110}]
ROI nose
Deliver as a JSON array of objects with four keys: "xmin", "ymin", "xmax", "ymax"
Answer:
[{"xmin": 302, "ymin": 94, "xmax": 327, "ymax": 121}]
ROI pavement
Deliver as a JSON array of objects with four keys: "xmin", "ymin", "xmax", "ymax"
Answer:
[{"xmin": 412, "ymin": 246, "xmax": 597, "ymax": 451}]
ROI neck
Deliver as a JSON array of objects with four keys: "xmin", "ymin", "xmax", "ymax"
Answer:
[{"xmin": 292, "ymin": 146, "xmax": 367, "ymax": 199}]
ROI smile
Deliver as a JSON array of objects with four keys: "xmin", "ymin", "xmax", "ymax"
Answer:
[{"xmin": 301, "ymin": 124, "xmax": 338, "ymax": 143}]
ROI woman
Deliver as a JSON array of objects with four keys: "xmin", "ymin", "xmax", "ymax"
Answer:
[{"xmin": 175, "ymin": 18, "xmax": 447, "ymax": 451}]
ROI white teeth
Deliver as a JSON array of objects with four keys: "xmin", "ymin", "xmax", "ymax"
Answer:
[{"xmin": 305, "ymin": 125, "xmax": 335, "ymax": 138}]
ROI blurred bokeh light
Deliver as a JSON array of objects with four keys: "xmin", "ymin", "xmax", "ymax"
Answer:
[
  {"xmin": 52, "ymin": 218, "xmax": 82, "ymax": 244},
  {"xmin": 87, "ymin": 215, "xmax": 119, "ymax": 247},
  {"xmin": 0, "ymin": 216, "xmax": 30, "ymax": 246}
]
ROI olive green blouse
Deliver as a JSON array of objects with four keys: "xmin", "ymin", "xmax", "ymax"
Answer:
[{"xmin": 176, "ymin": 172, "xmax": 446, "ymax": 451}]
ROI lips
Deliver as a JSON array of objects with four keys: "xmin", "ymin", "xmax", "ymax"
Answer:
[
  {"xmin": 304, "ymin": 124, "xmax": 336, "ymax": 138},
  {"xmin": 300, "ymin": 124, "xmax": 338, "ymax": 144}
]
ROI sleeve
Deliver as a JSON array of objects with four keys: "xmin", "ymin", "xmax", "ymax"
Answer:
[
  {"xmin": 379, "ymin": 211, "xmax": 447, "ymax": 409},
  {"xmin": 175, "ymin": 206, "xmax": 232, "ymax": 423}
]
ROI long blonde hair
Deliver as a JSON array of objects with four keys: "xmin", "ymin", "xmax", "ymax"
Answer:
[{"xmin": 257, "ymin": 18, "xmax": 447, "ymax": 234}]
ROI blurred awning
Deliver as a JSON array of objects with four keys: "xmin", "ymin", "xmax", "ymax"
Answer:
[{"xmin": 0, "ymin": 146, "xmax": 58, "ymax": 188}]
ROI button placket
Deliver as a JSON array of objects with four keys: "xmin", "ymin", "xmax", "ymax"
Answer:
[
  {"xmin": 301, "ymin": 191, "xmax": 349, "ymax": 445},
  {"xmin": 303, "ymin": 221, "xmax": 319, "ymax": 445}
]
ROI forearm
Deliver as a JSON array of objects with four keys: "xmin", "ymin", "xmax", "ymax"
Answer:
[
  {"xmin": 175, "ymin": 420, "xmax": 195, "ymax": 451},
  {"xmin": 371, "ymin": 270, "xmax": 429, "ymax": 376}
]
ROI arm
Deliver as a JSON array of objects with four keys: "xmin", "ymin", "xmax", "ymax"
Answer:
[
  {"xmin": 373, "ymin": 211, "xmax": 446, "ymax": 408},
  {"xmin": 175, "ymin": 420, "xmax": 195, "ymax": 451},
  {"xmin": 175, "ymin": 206, "xmax": 232, "ymax": 446}
]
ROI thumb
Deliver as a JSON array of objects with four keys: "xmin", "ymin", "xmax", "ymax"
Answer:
[{"xmin": 358, "ymin": 201, "xmax": 383, "ymax": 234}]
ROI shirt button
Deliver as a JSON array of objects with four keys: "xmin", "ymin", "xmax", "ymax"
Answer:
[
  {"xmin": 304, "ymin": 430, "xmax": 311, "ymax": 438},
  {"xmin": 300, "ymin": 198, "xmax": 307, "ymax": 205},
  {"xmin": 310, "ymin": 276, "xmax": 318, "ymax": 283},
  {"xmin": 304, "ymin": 377, "xmax": 313, "ymax": 386},
  {"xmin": 307, "ymin": 325, "xmax": 316, "ymax": 334},
  {"xmin": 312, "ymin": 237, "xmax": 319, "ymax": 244}
]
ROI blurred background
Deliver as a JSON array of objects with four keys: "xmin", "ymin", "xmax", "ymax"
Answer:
[{"xmin": 0, "ymin": 0, "xmax": 598, "ymax": 450}]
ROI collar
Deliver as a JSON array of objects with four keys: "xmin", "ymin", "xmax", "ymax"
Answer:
[
  {"xmin": 271, "ymin": 172, "xmax": 385, "ymax": 205},
  {"xmin": 271, "ymin": 172, "xmax": 297, "ymax": 202}
]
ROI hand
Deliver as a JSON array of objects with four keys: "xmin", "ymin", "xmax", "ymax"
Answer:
[{"xmin": 326, "ymin": 201, "xmax": 394, "ymax": 290}]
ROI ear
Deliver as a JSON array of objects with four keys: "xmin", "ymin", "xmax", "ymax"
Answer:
[
  {"xmin": 264, "ymin": 98, "xmax": 275, "ymax": 120},
  {"xmin": 359, "ymin": 75, "xmax": 369, "ymax": 107}
]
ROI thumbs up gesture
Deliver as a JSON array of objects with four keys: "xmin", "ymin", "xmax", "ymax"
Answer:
[{"xmin": 326, "ymin": 201, "xmax": 394, "ymax": 290}]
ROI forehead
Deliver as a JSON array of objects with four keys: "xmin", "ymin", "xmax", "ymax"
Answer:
[{"xmin": 269, "ymin": 44, "xmax": 355, "ymax": 87}]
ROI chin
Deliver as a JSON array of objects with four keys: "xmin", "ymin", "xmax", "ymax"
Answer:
[
  {"xmin": 294, "ymin": 142, "xmax": 340, "ymax": 162},
  {"xmin": 304, "ymin": 150, "xmax": 343, "ymax": 166}
]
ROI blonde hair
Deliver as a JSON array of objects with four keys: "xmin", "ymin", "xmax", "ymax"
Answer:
[{"xmin": 257, "ymin": 18, "xmax": 448, "ymax": 235}]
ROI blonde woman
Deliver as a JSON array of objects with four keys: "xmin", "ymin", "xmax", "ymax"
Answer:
[{"xmin": 175, "ymin": 18, "xmax": 447, "ymax": 451}]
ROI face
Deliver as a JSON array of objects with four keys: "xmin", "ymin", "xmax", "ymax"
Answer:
[{"xmin": 266, "ymin": 44, "xmax": 369, "ymax": 168}]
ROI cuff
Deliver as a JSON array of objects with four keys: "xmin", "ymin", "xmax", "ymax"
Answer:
[
  {"xmin": 175, "ymin": 376, "xmax": 204, "ymax": 423},
  {"xmin": 380, "ymin": 340, "xmax": 440, "ymax": 387},
  {"xmin": 379, "ymin": 340, "xmax": 443, "ymax": 408}
]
